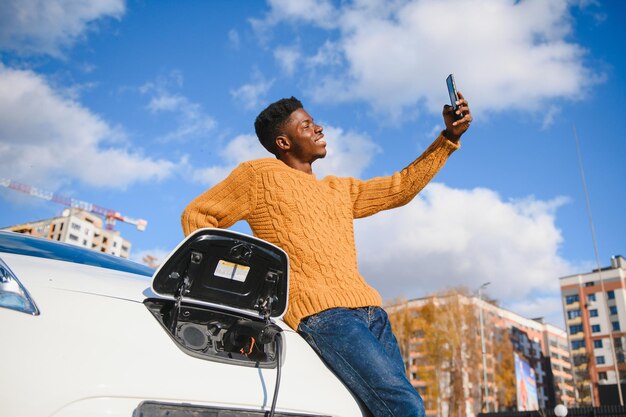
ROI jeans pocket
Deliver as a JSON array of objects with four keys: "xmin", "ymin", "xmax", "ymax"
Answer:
[{"xmin": 308, "ymin": 307, "xmax": 353, "ymax": 329}]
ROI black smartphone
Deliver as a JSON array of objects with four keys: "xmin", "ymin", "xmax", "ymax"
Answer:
[{"xmin": 446, "ymin": 74, "xmax": 461, "ymax": 114}]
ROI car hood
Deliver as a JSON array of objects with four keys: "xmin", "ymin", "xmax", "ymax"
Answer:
[{"xmin": 1, "ymin": 251, "xmax": 154, "ymax": 303}]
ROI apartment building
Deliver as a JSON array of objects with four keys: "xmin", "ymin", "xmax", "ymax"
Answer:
[
  {"xmin": 391, "ymin": 293, "xmax": 574, "ymax": 417},
  {"xmin": 560, "ymin": 255, "xmax": 626, "ymax": 406},
  {"xmin": 507, "ymin": 317, "xmax": 575, "ymax": 408},
  {"xmin": 2, "ymin": 208, "xmax": 131, "ymax": 258}
]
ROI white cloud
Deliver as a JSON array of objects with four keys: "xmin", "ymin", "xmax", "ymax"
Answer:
[
  {"xmin": 131, "ymin": 247, "xmax": 173, "ymax": 269},
  {"xmin": 190, "ymin": 125, "xmax": 380, "ymax": 185},
  {"xmin": 228, "ymin": 29, "xmax": 241, "ymax": 49},
  {"xmin": 542, "ymin": 105, "xmax": 561, "ymax": 129},
  {"xmin": 354, "ymin": 183, "xmax": 575, "ymax": 326},
  {"xmin": 314, "ymin": 125, "xmax": 381, "ymax": 178},
  {"xmin": 258, "ymin": 0, "xmax": 337, "ymax": 29},
  {"xmin": 0, "ymin": 0, "xmax": 125, "ymax": 57},
  {"xmin": 505, "ymin": 295, "xmax": 566, "ymax": 328},
  {"xmin": 191, "ymin": 134, "xmax": 269, "ymax": 185},
  {"xmin": 140, "ymin": 73, "xmax": 216, "ymax": 142},
  {"xmin": 427, "ymin": 123, "xmax": 443, "ymax": 140},
  {"xmin": 261, "ymin": 0, "xmax": 602, "ymax": 119},
  {"xmin": 274, "ymin": 45, "xmax": 301, "ymax": 76},
  {"xmin": 0, "ymin": 64, "xmax": 174, "ymax": 189},
  {"xmin": 148, "ymin": 92, "xmax": 216, "ymax": 141},
  {"xmin": 230, "ymin": 72, "xmax": 274, "ymax": 111},
  {"xmin": 306, "ymin": 40, "xmax": 344, "ymax": 68}
]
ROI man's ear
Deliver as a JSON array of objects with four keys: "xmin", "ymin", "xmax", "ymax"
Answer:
[{"xmin": 275, "ymin": 135, "xmax": 291, "ymax": 152}]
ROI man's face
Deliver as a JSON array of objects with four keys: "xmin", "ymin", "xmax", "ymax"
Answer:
[{"xmin": 280, "ymin": 108, "xmax": 327, "ymax": 161}]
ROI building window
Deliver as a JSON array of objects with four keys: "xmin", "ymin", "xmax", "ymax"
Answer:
[
  {"xmin": 585, "ymin": 281, "xmax": 595, "ymax": 287},
  {"xmin": 594, "ymin": 340, "xmax": 603, "ymax": 349},
  {"xmin": 599, "ymin": 372, "xmax": 608, "ymax": 380},
  {"xmin": 572, "ymin": 340, "xmax": 585, "ymax": 349},
  {"xmin": 71, "ymin": 223, "xmax": 81, "ymax": 231},
  {"xmin": 589, "ymin": 309, "xmax": 599, "ymax": 317},
  {"xmin": 587, "ymin": 293, "xmax": 597, "ymax": 302},
  {"xmin": 613, "ymin": 321, "xmax": 621, "ymax": 331},
  {"xmin": 566, "ymin": 295, "xmax": 579, "ymax": 304},
  {"xmin": 568, "ymin": 309, "xmax": 581, "ymax": 319},
  {"xmin": 610, "ymin": 306, "xmax": 618, "ymax": 315},
  {"xmin": 573, "ymin": 354, "xmax": 588, "ymax": 366},
  {"xmin": 68, "ymin": 234, "xmax": 79, "ymax": 241},
  {"xmin": 570, "ymin": 324, "xmax": 583, "ymax": 334},
  {"xmin": 591, "ymin": 324, "xmax": 601, "ymax": 333},
  {"xmin": 596, "ymin": 356, "xmax": 606, "ymax": 365},
  {"xmin": 608, "ymin": 290, "xmax": 616, "ymax": 300}
]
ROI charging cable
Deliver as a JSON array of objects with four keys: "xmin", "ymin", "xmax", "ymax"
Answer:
[{"xmin": 269, "ymin": 333, "xmax": 282, "ymax": 417}]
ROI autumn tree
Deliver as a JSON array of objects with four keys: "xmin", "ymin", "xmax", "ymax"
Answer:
[
  {"xmin": 492, "ymin": 326, "xmax": 516, "ymax": 410},
  {"xmin": 387, "ymin": 288, "xmax": 486, "ymax": 417},
  {"xmin": 386, "ymin": 297, "xmax": 418, "ymax": 365}
]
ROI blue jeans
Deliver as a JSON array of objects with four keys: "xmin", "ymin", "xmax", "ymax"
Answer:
[{"xmin": 298, "ymin": 307, "xmax": 425, "ymax": 417}]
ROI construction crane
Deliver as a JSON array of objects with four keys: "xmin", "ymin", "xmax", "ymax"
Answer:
[{"xmin": 0, "ymin": 178, "xmax": 147, "ymax": 232}]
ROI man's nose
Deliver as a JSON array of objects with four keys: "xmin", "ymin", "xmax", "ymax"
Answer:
[{"xmin": 315, "ymin": 123, "xmax": 323, "ymax": 133}]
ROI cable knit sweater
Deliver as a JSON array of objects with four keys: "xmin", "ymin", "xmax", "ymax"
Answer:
[{"xmin": 181, "ymin": 133, "xmax": 459, "ymax": 329}]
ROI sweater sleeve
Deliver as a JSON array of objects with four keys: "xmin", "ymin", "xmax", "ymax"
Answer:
[
  {"xmin": 346, "ymin": 133, "xmax": 460, "ymax": 219},
  {"xmin": 181, "ymin": 162, "xmax": 257, "ymax": 236}
]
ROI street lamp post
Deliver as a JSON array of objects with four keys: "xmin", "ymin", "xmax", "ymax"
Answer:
[{"xmin": 478, "ymin": 282, "xmax": 491, "ymax": 412}]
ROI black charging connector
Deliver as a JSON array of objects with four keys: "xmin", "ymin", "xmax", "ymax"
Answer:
[
  {"xmin": 222, "ymin": 319, "xmax": 283, "ymax": 417},
  {"xmin": 223, "ymin": 319, "xmax": 282, "ymax": 351}
]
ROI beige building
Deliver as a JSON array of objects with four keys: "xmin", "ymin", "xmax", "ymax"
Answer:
[
  {"xmin": 2, "ymin": 208, "xmax": 131, "ymax": 258},
  {"xmin": 560, "ymin": 255, "xmax": 626, "ymax": 406},
  {"xmin": 390, "ymin": 293, "xmax": 574, "ymax": 417}
]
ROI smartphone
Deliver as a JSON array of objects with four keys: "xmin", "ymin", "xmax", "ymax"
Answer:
[{"xmin": 446, "ymin": 74, "xmax": 461, "ymax": 114}]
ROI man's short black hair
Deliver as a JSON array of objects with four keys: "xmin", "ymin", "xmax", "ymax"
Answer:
[{"xmin": 254, "ymin": 96, "xmax": 303, "ymax": 156}]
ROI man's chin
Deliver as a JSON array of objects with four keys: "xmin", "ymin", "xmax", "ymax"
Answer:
[{"xmin": 311, "ymin": 149, "xmax": 327, "ymax": 162}]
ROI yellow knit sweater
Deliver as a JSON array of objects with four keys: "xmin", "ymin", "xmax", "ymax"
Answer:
[{"xmin": 182, "ymin": 133, "xmax": 459, "ymax": 329}]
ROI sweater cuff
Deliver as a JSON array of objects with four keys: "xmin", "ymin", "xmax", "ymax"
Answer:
[{"xmin": 439, "ymin": 131, "xmax": 461, "ymax": 151}]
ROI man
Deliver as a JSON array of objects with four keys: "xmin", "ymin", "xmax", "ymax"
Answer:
[{"xmin": 182, "ymin": 94, "xmax": 472, "ymax": 417}]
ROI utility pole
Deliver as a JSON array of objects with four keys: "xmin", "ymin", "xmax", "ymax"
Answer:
[{"xmin": 573, "ymin": 125, "xmax": 623, "ymax": 406}]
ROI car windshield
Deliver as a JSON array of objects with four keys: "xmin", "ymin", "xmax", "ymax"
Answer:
[{"xmin": 0, "ymin": 231, "xmax": 154, "ymax": 277}]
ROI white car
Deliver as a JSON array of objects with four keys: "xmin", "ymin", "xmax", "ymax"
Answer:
[{"xmin": 0, "ymin": 228, "xmax": 370, "ymax": 417}]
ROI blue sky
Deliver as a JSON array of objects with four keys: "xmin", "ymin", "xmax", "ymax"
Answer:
[{"xmin": 1, "ymin": 0, "xmax": 624, "ymax": 327}]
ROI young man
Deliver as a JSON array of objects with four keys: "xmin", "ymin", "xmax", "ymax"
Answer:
[{"xmin": 182, "ymin": 95, "xmax": 472, "ymax": 417}]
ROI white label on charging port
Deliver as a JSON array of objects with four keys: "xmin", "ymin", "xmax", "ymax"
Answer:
[{"xmin": 214, "ymin": 260, "xmax": 250, "ymax": 282}]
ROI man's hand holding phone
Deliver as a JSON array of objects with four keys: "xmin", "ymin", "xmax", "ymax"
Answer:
[{"xmin": 443, "ymin": 74, "xmax": 472, "ymax": 142}]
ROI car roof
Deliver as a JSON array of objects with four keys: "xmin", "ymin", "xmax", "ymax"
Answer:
[{"xmin": 0, "ymin": 231, "xmax": 154, "ymax": 277}]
